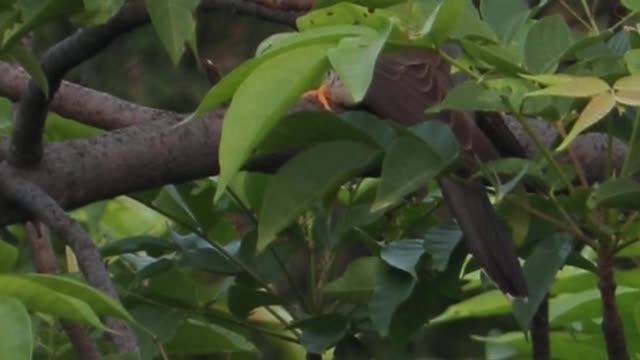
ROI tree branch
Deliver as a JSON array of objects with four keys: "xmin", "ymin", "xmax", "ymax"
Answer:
[{"xmin": 0, "ymin": 169, "xmax": 137, "ymax": 353}]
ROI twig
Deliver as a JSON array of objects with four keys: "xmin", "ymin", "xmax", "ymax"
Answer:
[
  {"xmin": 531, "ymin": 294, "xmax": 550, "ymax": 360},
  {"xmin": 25, "ymin": 222, "xmax": 103, "ymax": 360},
  {"xmin": 597, "ymin": 242, "xmax": 630, "ymax": 360}
]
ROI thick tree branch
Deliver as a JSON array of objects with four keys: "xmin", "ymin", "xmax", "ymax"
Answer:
[
  {"xmin": 25, "ymin": 223, "xmax": 103, "ymax": 360},
  {"xmin": 10, "ymin": 3, "xmax": 149, "ymax": 167},
  {"xmin": 0, "ymin": 168, "xmax": 137, "ymax": 352}
]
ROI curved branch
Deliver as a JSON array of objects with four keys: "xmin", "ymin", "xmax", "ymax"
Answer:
[
  {"xmin": 10, "ymin": 4, "xmax": 149, "ymax": 166},
  {"xmin": 0, "ymin": 168, "xmax": 137, "ymax": 352}
]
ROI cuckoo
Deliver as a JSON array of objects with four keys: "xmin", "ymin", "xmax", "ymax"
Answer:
[{"xmin": 305, "ymin": 47, "xmax": 529, "ymax": 298}]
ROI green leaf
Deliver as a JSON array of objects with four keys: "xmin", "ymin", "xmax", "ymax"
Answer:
[
  {"xmin": 296, "ymin": 314, "xmax": 348, "ymax": 354},
  {"xmin": 228, "ymin": 284, "xmax": 281, "ymax": 319},
  {"xmin": 374, "ymin": 132, "xmax": 457, "ymax": 210},
  {"xmin": 323, "ymin": 257, "xmax": 381, "ymax": 302},
  {"xmin": 477, "ymin": 331, "xmax": 607, "ymax": 360},
  {"xmin": 524, "ymin": 15, "xmax": 574, "ymax": 73},
  {"xmin": 431, "ymin": 290, "xmax": 511, "ymax": 323},
  {"xmin": 479, "ymin": 0, "xmax": 529, "ymax": 43},
  {"xmin": 614, "ymin": 74, "xmax": 640, "ymax": 106},
  {"xmin": 0, "ymin": 239, "xmax": 17, "ymax": 272},
  {"xmin": 423, "ymin": 221, "xmax": 463, "ymax": 271},
  {"xmin": 0, "ymin": 275, "xmax": 103, "ymax": 328},
  {"xmin": 556, "ymin": 92, "xmax": 615, "ymax": 151},
  {"xmin": 100, "ymin": 236, "xmax": 178, "ymax": 257},
  {"xmin": 625, "ymin": 48, "xmax": 640, "ymax": 74},
  {"xmin": 217, "ymin": 44, "xmax": 332, "ymax": 199},
  {"xmin": 298, "ymin": 3, "xmax": 393, "ymax": 31},
  {"xmin": 228, "ymin": 171, "xmax": 270, "ymax": 214},
  {"xmin": 0, "ymin": 297, "xmax": 32, "ymax": 360},
  {"xmin": 380, "ymin": 239, "xmax": 424, "ymax": 278},
  {"xmin": 178, "ymin": 248, "xmax": 242, "ymax": 275},
  {"xmin": 22, "ymin": 274, "xmax": 134, "ymax": 322},
  {"xmin": 328, "ymin": 21, "xmax": 391, "ymax": 102},
  {"xmin": 368, "ymin": 265, "xmax": 416, "ymax": 336},
  {"xmin": 189, "ymin": 58, "xmax": 260, "ymax": 119},
  {"xmin": 526, "ymin": 77, "xmax": 610, "ymax": 98},
  {"xmin": 420, "ymin": 0, "xmax": 465, "ymax": 45},
  {"xmin": 550, "ymin": 288, "xmax": 640, "ymax": 325},
  {"xmin": 428, "ymin": 80, "xmax": 508, "ymax": 113},
  {"xmin": 164, "ymin": 319, "xmax": 256, "ymax": 355},
  {"xmin": 5, "ymin": 0, "xmax": 84, "ymax": 49},
  {"xmin": 7, "ymin": 44, "xmax": 48, "ymax": 96},
  {"xmin": 340, "ymin": 111, "xmax": 398, "ymax": 149},
  {"xmin": 74, "ymin": 0, "xmax": 125, "ymax": 24},
  {"xmin": 461, "ymin": 40, "xmax": 526, "ymax": 74},
  {"xmin": 258, "ymin": 141, "xmax": 380, "ymax": 251},
  {"xmin": 254, "ymin": 111, "xmax": 377, "ymax": 157},
  {"xmin": 623, "ymin": 0, "xmax": 640, "ymax": 11},
  {"xmin": 313, "ymin": 0, "xmax": 404, "ymax": 9},
  {"xmin": 145, "ymin": 0, "xmax": 199, "ymax": 65},
  {"xmin": 512, "ymin": 233, "xmax": 574, "ymax": 331},
  {"xmin": 587, "ymin": 178, "xmax": 640, "ymax": 209}
]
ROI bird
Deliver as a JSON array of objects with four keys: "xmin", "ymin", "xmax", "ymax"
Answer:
[{"xmin": 304, "ymin": 47, "xmax": 529, "ymax": 298}]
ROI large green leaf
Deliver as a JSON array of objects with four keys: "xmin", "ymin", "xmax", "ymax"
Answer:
[
  {"xmin": 0, "ymin": 275, "xmax": 103, "ymax": 328},
  {"xmin": 512, "ymin": 233, "xmax": 573, "ymax": 331},
  {"xmin": 217, "ymin": 44, "xmax": 332, "ymax": 199},
  {"xmin": 423, "ymin": 221, "xmax": 463, "ymax": 271},
  {"xmin": 587, "ymin": 178, "xmax": 640, "ymax": 209},
  {"xmin": 178, "ymin": 248, "xmax": 242, "ymax": 275},
  {"xmin": 477, "ymin": 331, "xmax": 607, "ymax": 360},
  {"xmin": 419, "ymin": 0, "xmax": 465, "ymax": 45},
  {"xmin": 328, "ymin": 21, "xmax": 391, "ymax": 103},
  {"xmin": 374, "ymin": 124, "xmax": 458, "ymax": 210},
  {"xmin": 0, "ymin": 297, "xmax": 31, "ymax": 360},
  {"xmin": 431, "ymin": 290, "xmax": 511, "ymax": 323},
  {"xmin": 164, "ymin": 319, "xmax": 256, "ymax": 355},
  {"xmin": 524, "ymin": 15, "xmax": 574, "ymax": 73},
  {"xmin": 368, "ymin": 265, "xmax": 416, "ymax": 336},
  {"xmin": 258, "ymin": 141, "xmax": 380, "ymax": 251},
  {"xmin": 22, "ymin": 274, "xmax": 134, "ymax": 322},
  {"xmin": 323, "ymin": 257, "xmax": 381, "ymax": 302},
  {"xmin": 550, "ymin": 288, "xmax": 640, "ymax": 325},
  {"xmin": 380, "ymin": 239, "xmax": 424, "ymax": 278},
  {"xmin": 479, "ymin": 0, "xmax": 529, "ymax": 43},
  {"xmin": 428, "ymin": 80, "xmax": 509, "ymax": 113},
  {"xmin": 254, "ymin": 111, "xmax": 377, "ymax": 157},
  {"xmin": 145, "ymin": 0, "xmax": 199, "ymax": 65}
]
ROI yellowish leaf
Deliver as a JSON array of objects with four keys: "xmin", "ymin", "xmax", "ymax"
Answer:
[
  {"xmin": 557, "ymin": 92, "xmax": 616, "ymax": 151},
  {"xmin": 527, "ymin": 77, "xmax": 610, "ymax": 98}
]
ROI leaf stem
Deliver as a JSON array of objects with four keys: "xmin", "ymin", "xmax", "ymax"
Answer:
[{"xmin": 579, "ymin": 0, "xmax": 600, "ymax": 33}]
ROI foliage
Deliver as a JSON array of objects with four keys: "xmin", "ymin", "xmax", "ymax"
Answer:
[{"xmin": 2, "ymin": 0, "xmax": 640, "ymax": 359}]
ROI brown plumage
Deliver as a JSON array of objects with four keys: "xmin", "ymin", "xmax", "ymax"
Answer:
[{"xmin": 359, "ymin": 48, "xmax": 528, "ymax": 298}]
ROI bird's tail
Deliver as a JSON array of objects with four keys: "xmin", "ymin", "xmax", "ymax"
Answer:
[{"xmin": 438, "ymin": 176, "xmax": 528, "ymax": 298}]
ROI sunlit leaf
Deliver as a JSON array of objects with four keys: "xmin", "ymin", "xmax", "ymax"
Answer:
[
  {"xmin": 556, "ymin": 92, "xmax": 615, "ymax": 151},
  {"xmin": 527, "ymin": 77, "xmax": 610, "ymax": 98},
  {"xmin": 145, "ymin": 0, "xmax": 199, "ymax": 65},
  {"xmin": 216, "ymin": 44, "xmax": 331, "ymax": 199},
  {"xmin": 419, "ymin": 0, "xmax": 465, "ymax": 45},
  {"xmin": 323, "ymin": 257, "xmax": 381, "ymax": 302}
]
